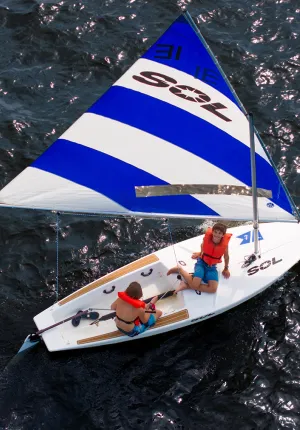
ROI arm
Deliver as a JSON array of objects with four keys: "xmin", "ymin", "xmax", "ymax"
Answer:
[
  {"xmin": 224, "ymin": 246, "xmax": 229, "ymax": 269},
  {"xmin": 137, "ymin": 308, "xmax": 151, "ymax": 324},
  {"xmin": 111, "ymin": 299, "xmax": 118, "ymax": 310},
  {"xmin": 222, "ymin": 246, "xmax": 230, "ymax": 278},
  {"xmin": 192, "ymin": 241, "xmax": 203, "ymax": 259}
]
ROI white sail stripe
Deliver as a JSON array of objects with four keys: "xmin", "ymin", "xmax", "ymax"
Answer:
[
  {"xmin": 114, "ymin": 58, "xmax": 269, "ymax": 163},
  {"xmin": 0, "ymin": 167, "xmax": 293, "ymax": 220},
  {"xmin": 0, "ymin": 168, "xmax": 128, "ymax": 214},
  {"xmin": 61, "ymin": 113, "xmax": 246, "ymax": 187},
  {"xmin": 192, "ymin": 195, "xmax": 294, "ymax": 220}
]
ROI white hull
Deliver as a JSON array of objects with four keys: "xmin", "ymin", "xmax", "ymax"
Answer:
[{"xmin": 34, "ymin": 222, "xmax": 300, "ymax": 352}]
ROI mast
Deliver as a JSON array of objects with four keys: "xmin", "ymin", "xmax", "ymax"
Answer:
[{"xmin": 248, "ymin": 113, "xmax": 259, "ymax": 255}]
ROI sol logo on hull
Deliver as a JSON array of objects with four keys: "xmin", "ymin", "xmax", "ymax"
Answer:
[
  {"xmin": 247, "ymin": 257, "xmax": 282, "ymax": 276},
  {"xmin": 132, "ymin": 71, "xmax": 232, "ymax": 123}
]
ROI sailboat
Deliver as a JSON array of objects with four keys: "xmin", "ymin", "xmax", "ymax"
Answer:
[{"xmin": 1, "ymin": 12, "xmax": 299, "ymax": 353}]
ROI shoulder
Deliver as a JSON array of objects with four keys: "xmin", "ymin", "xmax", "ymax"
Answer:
[{"xmin": 111, "ymin": 298, "xmax": 120, "ymax": 310}]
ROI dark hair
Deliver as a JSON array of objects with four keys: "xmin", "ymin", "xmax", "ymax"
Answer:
[
  {"xmin": 125, "ymin": 282, "xmax": 143, "ymax": 299},
  {"xmin": 212, "ymin": 222, "xmax": 227, "ymax": 235}
]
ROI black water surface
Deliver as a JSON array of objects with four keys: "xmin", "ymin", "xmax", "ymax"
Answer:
[{"xmin": 0, "ymin": 0, "xmax": 300, "ymax": 429}]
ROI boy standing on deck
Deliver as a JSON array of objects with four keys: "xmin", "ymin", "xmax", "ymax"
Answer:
[{"xmin": 167, "ymin": 223, "xmax": 232, "ymax": 294}]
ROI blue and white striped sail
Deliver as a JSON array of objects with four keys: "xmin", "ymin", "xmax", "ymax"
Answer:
[{"xmin": 0, "ymin": 13, "xmax": 297, "ymax": 221}]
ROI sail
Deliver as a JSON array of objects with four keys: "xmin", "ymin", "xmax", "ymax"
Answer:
[{"xmin": 0, "ymin": 13, "xmax": 297, "ymax": 221}]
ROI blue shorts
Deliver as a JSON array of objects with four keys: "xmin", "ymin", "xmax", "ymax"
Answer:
[
  {"xmin": 117, "ymin": 313, "xmax": 156, "ymax": 338},
  {"xmin": 194, "ymin": 258, "xmax": 219, "ymax": 283}
]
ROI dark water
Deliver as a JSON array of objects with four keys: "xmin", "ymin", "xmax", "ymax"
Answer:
[{"xmin": 0, "ymin": 0, "xmax": 300, "ymax": 428}]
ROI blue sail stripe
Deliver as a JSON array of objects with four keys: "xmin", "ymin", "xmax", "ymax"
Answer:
[
  {"xmin": 0, "ymin": 13, "xmax": 295, "ymax": 221},
  {"xmin": 31, "ymin": 139, "xmax": 219, "ymax": 217},
  {"xmin": 87, "ymin": 86, "xmax": 293, "ymax": 215},
  {"xmin": 142, "ymin": 14, "xmax": 239, "ymax": 106}
]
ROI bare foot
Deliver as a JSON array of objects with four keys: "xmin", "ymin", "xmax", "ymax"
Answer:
[
  {"xmin": 174, "ymin": 281, "xmax": 189, "ymax": 294},
  {"xmin": 167, "ymin": 266, "xmax": 180, "ymax": 276}
]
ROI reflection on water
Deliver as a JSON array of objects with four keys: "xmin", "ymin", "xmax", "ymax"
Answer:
[{"xmin": 1, "ymin": 0, "xmax": 300, "ymax": 428}]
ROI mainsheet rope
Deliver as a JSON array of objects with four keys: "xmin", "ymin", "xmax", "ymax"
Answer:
[
  {"xmin": 166, "ymin": 218, "xmax": 179, "ymax": 269},
  {"xmin": 154, "ymin": 219, "xmax": 181, "ymax": 303}
]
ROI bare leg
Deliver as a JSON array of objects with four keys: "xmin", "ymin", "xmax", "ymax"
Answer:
[
  {"xmin": 154, "ymin": 309, "xmax": 162, "ymax": 320},
  {"xmin": 174, "ymin": 280, "xmax": 190, "ymax": 294},
  {"xmin": 174, "ymin": 267, "xmax": 197, "ymax": 288},
  {"xmin": 192, "ymin": 280, "xmax": 218, "ymax": 294},
  {"xmin": 168, "ymin": 266, "xmax": 218, "ymax": 294},
  {"xmin": 174, "ymin": 277, "xmax": 203, "ymax": 294},
  {"xmin": 167, "ymin": 267, "xmax": 182, "ymax": 275}
]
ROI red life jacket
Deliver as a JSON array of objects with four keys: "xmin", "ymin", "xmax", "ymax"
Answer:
[
  {"xmin": 117, "ymin": 293, "xmax": 155, "ymax": 311},
  {"xmin": 117, "ymin": 291, "xmax": 146, "ymax": 326},
  {"xmin": 118, "ymin": 291, "xmax": 145, "ymax": 308},
  {"xmin": 202, "ymin": 227, "xmax": 232, "ymax": 266}
]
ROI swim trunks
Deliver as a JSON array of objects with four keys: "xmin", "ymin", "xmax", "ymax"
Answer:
[
  {"xmin": 193, "ymin": 258, "xmax": 219, "ymax": 283},
  {"xmin": 117, "ymin": 314, "xmax": 156, "ymax": 337}
]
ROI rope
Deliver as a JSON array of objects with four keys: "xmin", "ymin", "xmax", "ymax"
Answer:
[
  {"xmin": 155, "ymin": 219, "xmax": 181, "ymax": 303},
  {"xmin": 166, "ymin": 218, "xmax": 179, "ymax": 269},
  {"xmin": 52, "ymin": 214, "xmax": 178, "ymax": 305},
  {"xmin": 55, "ymin": 212, "xmax": 60, "ymax": 302}
]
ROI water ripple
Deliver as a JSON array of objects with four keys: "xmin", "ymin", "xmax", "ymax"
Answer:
[{"xmin": 0, "ymin": 0, "xmax": 300, "ymax": 429}]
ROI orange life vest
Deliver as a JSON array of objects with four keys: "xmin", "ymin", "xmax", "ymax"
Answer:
[
  {"xmin": 117, "ymin": 291, "xmax": 146, "ymax": 326},
  {"xmin": 202, "ymin": 227, "xmax": 232, "ymax": 266},
  {"xmin": 118, "ymin": 291, "xmax": 145, "ymax": 308}
]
